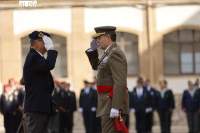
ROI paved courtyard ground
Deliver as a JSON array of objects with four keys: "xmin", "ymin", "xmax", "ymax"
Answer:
[{"xmin": 0, "ymin": 112, "xmax": 188, "ymax": 133}]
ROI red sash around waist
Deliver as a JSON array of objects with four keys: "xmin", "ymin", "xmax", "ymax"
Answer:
[{"xmin": 97, "ymin": 86, "xmax": 113, "ymax": 97}]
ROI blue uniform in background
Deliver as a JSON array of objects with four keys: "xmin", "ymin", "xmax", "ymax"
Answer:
[
  {"xmin": 182, "ymin": 89, "xmax": 200, "ymax": 133},
  {"xmin": 157, "ymin": 89, "xmax": 175, "ymax": 133},
  {"xmin": 130, "ymin": 87, "xmax": 152, "ymax": 133}
]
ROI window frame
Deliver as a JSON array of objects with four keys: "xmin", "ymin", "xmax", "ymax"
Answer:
[
  {"xmin": 163, "ymin": 29, "xmax": 200, "ymax": 76},
  {"xmin": 116, "ymin": 31, "xmax": 140, "ymax": 77}
]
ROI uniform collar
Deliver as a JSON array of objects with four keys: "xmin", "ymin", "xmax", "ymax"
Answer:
[
  {"xmin": 146, "ymin": 85, "xmax": 151, "ymax": 91},
  {"xmin": 104, "ymin": 44, "xmax": 112, "ymax": 53},
  {"xmin": 35, "ymin": 50, "xmax": 44, "ymax": 57},
  {"xmin": 84, "ymin": 87, "xmax": 90, "ymax": 94},
  {"xmin": 161, "ymin": 88, "xmax": 168, "ymax": 94},
  {"xmin": 188, "ymin": 88, "xmax": 195, "ymax": 96},
  {"xmin": 104, "ymin": 42, "xmax": 117, "ymax": 53},
  {"xmin": 31, "ymin": 48, "xmax": 44, "ymax": 57}
]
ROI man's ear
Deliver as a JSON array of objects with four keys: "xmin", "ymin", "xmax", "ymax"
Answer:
[{"xmin": 106, "ymin": 34, "xmax": 112, "ymax": 40}]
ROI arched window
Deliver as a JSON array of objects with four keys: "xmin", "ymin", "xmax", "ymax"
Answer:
[
  {"xmin": 164, "ymin": 29, "xmax": 200, "ymax": 75},
  {"xmin": 116, "ymin": 32, "xmax": 139, "ymax": 76},
  {"xmin": 21, "ymin": 34, "xmax": 68, "ymax": 77}
]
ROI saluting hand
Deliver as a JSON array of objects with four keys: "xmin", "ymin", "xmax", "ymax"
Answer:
[
  {"xmin": 90, "ymin": 39, "xmax": 98, "ymax": 50},
  {"xmin": 42, "ymin": 35, "xmax": 54, "ymax": 50}
]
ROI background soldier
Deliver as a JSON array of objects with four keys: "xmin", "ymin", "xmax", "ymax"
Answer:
[
  {"xmin": 127, "ymin": 90, "xmax": 132, "ymax": 128},
  {"xmin": 90, "ymin": 81, "xmax": 101, "ymax": 133},
  {"xmin": 79, "ymin": 80, "xmax": 98, "ymax": 133},
  {"xmin": 144, "ymin": 79, "xmax": 159, "ymax": 133},
  {"xmin": 157, "ymin": 80, "xmax": 175, "ymax": 133},
  {"xmin": 49, "ymin": 80, "xmax": 63, "ymax": 133},
  {"xmin": 59, "ymin": 82, "xmax": 77, "ymax": 133},
  {"xmin": 193, "ymin": 78, "xmax": 200, "ymax": 133},
  {"xmin": 182, "ymin": 80, "xmax": 200, "ymax": 133},
  {"xmin": 85, "ymin": 26, "xmax": 128, "ymax": 133},
  {"xmin": 0, "ymin": 79, "xmax": 24, "ymax": 133},
  {"xmin": 130, "ymin": 77, "xmax": 152, "ymax": 133}
]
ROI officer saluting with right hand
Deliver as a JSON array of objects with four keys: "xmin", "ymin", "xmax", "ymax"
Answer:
[
  {"xmin": 23, "ymin": 31, "xmax": 58, "ymax": 133},
  {"xmin": 85, "ymin": 26, "xmax": 129, "ymax": 133}
]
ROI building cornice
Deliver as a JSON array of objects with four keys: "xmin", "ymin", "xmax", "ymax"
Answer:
[{"xmin": 0, "ymin": 0, "xmax": 200, "ymax": 10}]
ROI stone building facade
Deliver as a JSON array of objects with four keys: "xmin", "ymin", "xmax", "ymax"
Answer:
[{"xmin": 0, "ymin": 0, "xmax": 199, "ymax": 94}]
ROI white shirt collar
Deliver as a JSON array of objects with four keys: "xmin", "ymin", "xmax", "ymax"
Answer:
[
  {"xmin": 31, "ymin": 47, "xmax": 43, "ymax": 57},
  {"xmin": 104, "ymin": 44, "xmax": 112, "ymax": 53},
  {"xmin": 36, "ymin": 50, "xmax": 44, "ymax": 57},
  {"xmin": 161, "ymin": 88, "xmax": 168, "ymax": 95},
  {"xmin": 147, "ymin": 85, "xmax": 151, "ymax": 91},
  {"xmin": 136, "ymin": 87, "xmax": 143, "ymax": 96},
  {"xmin": 188, "ymin": 88, "xmax": 195, "ymax": 96},
  {"xmin": 84, "ymin": 87, "xmax": 90, "ymax": 94}
]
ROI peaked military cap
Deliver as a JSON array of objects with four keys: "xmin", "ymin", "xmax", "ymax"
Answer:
[
  {"xmin": 83, "ymin": 80, "xmax": 90, "ymax": 84},
  {"xmin": 93, "ymin": 26, "xmax": 116, "ymax": 38},
  {"xmin": 29, "ymin": 31, "xmax": 51, "ymax": 41}
]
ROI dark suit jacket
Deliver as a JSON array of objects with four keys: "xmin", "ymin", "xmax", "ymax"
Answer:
[
  {"xmin": 157, "ymin": 89, "xmax": 175, "ymax": 111},
  {"xmin": 130, "ymin": 87, "xmax": 152, "ymax": 113},
  {"xmin": 145, "ymin": 86, "xmax": 160, "ymax": 110},
  {"xmin": 79, "ymin": 88, "xmax": 97, "ymax": 112},
  {"xmin": 23, "ymin": 48, "xmax": 57, "ymax": 113},
  {"xmin": 53, "ymin": 89, "xmax": 77, "ymax": 113},
  {"xmin": 0, "ymin": 89, "xmax": 24, "ymax": 114},
  {"xmin": 67, "ymin": 90, "xmax": 77, "ymax": 112},
  {"xmin": 182, "ymin": 89, "xmax": 200, "ymax": 112}
]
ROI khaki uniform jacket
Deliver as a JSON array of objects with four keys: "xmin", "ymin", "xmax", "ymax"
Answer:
[{"xmin": 86, "ymin": 43, "xmax": 129, "ymax": 117}]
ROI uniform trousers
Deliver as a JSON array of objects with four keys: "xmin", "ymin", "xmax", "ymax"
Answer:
[
  {"xmin": 158, "ymin": 110, "xmax": 172, "ymax": 133},
  {"xmin": 24, "ymin": 113, "xmax": 49, "ymax": 133},
  {"xmin": 101, "ymin": 114, "xmax": 127, "ymax": 133},
  {"xmin": 186, "ymin": 112, "xmax": 199, "ymax": 133},
  {"xmin": 146, "ymin": 112, "xmax": 154, "ymax": 133}
]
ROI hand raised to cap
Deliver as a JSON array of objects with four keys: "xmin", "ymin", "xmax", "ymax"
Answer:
[
  {"xmin": 90, "ymin": 39, "xmax": 98, "ymax": 50},
  {"xmin": 42, "ymin": 35, "xmax": 54, "ymax": 50}
]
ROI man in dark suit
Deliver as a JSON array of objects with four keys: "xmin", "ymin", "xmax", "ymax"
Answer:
[
  {"xmin": 0, "ymin": 79, "xmax": 24, "ymax": 133},
  {"xmin": 59, "ymin": 82, "xmax": 77, "ymax": 133},
  {"xmin": 182, "ymin": 80, "xmax": 200, "ymax": 133},
  {"xmin": 79, "ymin": 80, "xmax": 98, "ymax": 133},
  {"xmin": 23, "ymin": 31, "xmax": 58, "ymax": 133},
  {"xmin": 157, "ymin": 80, "xmax": 175, "ymax": 133},
  {"xmin": 193, "ymin": 78, "xmax": 200, "ymax": 133},
  {"xmin": 144, "ymin": 79, "xmax": 159, "ymax": 133},
  {"xmin": 130, "ymin": 77, "xmax": 152, "ymax": 133}
]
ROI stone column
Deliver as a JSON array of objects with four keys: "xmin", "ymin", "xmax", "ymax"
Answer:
[
  {"xmin": 0, "ymin": 10, "xmax": 21, "ymax": 83},
  {"xmin": 70, "ymin": 7, "xmax": 93, "ymax": 95},
  {"xmin": 140, "ymin": 6, "xmax": 151, "ymax": 80},
  {"xmin": 147, "ymin": 5, "xmax": 163, "ymax": 85}
]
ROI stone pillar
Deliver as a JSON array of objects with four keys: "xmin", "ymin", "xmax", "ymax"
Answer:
[
  {"xmin": 0, "ymin": 10, "xmax": 21, "ymax": 84},
  {"xmin": 147, "ymin": 6, "xmax": 163, "ymax": 85},
  {"xmin": 70, "ymin": 7, "xmax": 93, "ymax": 95},
  {"xmin": 140, "ymin": 7, "xmax": 151, "ymax": 80},
  {"xmin": 0, "ymin": 35, "xmax": 2, "ymax": 82}
]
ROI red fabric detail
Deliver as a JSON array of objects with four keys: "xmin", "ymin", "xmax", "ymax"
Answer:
[
  {"xmin": 114, "ymin": 118, "xmax": 128, "ymax": 133},
  {"xmin": 3, "ymin": 84, "xmax": 10, "ymax": 93},
  {"xmin": 97, "ymin": 86, "xmax": 113, "ymax": 97}
]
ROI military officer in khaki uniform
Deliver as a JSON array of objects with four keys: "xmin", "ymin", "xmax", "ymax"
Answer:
[{"xmin": 85, "ymin": 26, "xmax": 129, "ymax": 133}]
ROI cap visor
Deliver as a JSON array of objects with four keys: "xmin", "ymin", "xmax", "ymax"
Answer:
[{"xmin": 92, "ymin": 33, "xmax": 105, "ymax": 39}]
